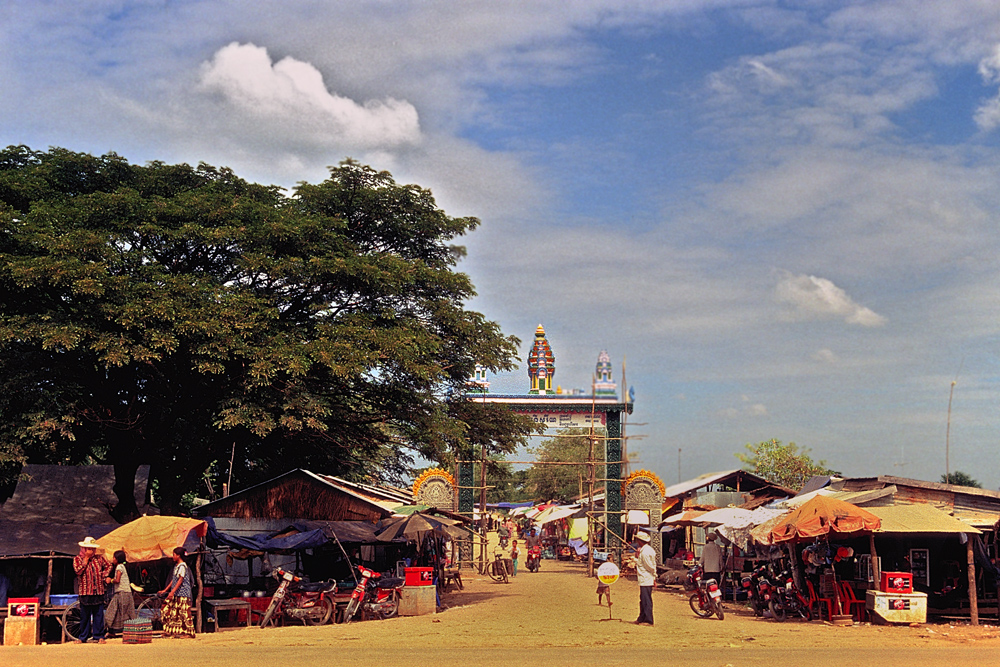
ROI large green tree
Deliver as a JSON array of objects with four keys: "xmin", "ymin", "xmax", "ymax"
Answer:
[
  {"xmin": 736, "ymin": 438, "xmax": 837, "ymax": 491},
  {"xmin": 0, "ymin": 146, "xmax": 534, "ymax": 515},
  {"xmin": 527, "ymin": 428, "xmax": 606, "ymax": 502}
]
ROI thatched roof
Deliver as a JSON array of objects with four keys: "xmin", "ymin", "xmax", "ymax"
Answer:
[{"xmin": 0, "ymin": 464, "xmax": 152, "ymax": 525}]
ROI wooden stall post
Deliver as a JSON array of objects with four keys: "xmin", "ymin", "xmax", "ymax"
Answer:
[
  {"xmin": 44, "ymin": 552, "xmax": 54, "ymax": 606},
  {"xmin": 869, "ymin": 534, "xmax": 880, "ymax": 584},
  {"xmin": 967, "ymin": 537, "xmax": 978, "ymax": 626},
  {"xmin": 196, "ymin": 549, "xmax": 204, "ymax": 633}
]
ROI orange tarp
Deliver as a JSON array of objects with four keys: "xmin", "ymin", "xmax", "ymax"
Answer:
[
  {"xmin": 97, "ymin": 515, "xmax": 207, "ymax": 562},
  {"xmin": 769, "ymin": 495, "xmax": 880, "ymax": 543}
]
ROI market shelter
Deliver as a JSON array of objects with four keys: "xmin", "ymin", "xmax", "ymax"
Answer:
[{"xmin": 866, "ymin": 503, "xmax": 984, "ymax": 622}]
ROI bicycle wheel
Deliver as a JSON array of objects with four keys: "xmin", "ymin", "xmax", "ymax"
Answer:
[
  {"xmin": 486, "ymin": 560, "xmax": 504, "ymax": 582},
  {"xmin": 689, "ymin": 593, "xmax": 713, "ymax": 618},
  {"xmin": 62, "ymin": 602, "xmax": 81, "ymax": 642},
  {"xmin": 304, "ymin": 597, "xmax": 333, "ymax": 626},
  {"xmin": 136, "ymin": 595, "xmax": 164, "ymax": 629}
]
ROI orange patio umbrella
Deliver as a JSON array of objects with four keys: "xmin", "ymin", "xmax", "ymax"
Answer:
[
  {"xmin": 768, "ymin": 495, "xmax": 880, "ymax": 543},
  {"xmin": 97, "ymin": 515, "xmax": 208, "ymax": 562}
]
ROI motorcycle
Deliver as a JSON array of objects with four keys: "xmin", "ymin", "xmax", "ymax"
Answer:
[
  {"xmin": 499, "ymin": 533, "xmax": 510, "ymax": 549},
  {"xmin": 770, "ymin": 569, "xmax": 812, "ymax": 622},
  {"xmin": 259, "ymin": 569, "xmax": 335, "ymax": 627},
  {"xmin": 525, "ymin": 545, "xmax": 541, "ymax": 573},
  {"xmin": 741, "ymin": 564, "xmax": 768, "ymax": 617},
  {"xmin": 687, "ymin": 566, "xmax": 725, "ymax": 620},
  {"xmin": 341, "ymin": 565, "xmax": 405, "ymax": 623}
]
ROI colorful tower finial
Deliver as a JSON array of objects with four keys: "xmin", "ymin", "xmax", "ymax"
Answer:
[
  {"xmin": 594, "ymin": 350, "xmax": 617, "ymax": 397},
  {"xmin": 527, "ymin": 324, "xmax": 555, "ymax": 394}
]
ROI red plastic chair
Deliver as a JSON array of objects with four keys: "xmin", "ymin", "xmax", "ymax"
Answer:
[
  {"xmin": 806, "ymin": 580, "xmax": 834, "ymax": 621},
  {"xmin": 839, "ymin": 581, "xmax": 867, "ymax": 621}
]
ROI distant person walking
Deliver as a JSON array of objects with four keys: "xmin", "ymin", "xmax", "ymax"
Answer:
[
  {"xmin": 633, "ymin": 531, "xmax": 656, "ymax": 626},
  {"xmin": 159, "ymin": 547, "xmax": 196, "ymax": 638},
  {"xmin": 73, "ymin": 536, "xmax": 112, "ymax": 643}
]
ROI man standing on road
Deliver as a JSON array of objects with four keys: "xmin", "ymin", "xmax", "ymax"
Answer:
[
  {"xmin": 634, "ymin": 531, "xmax": 656, "ymax": 626},
  {"xmin": 702, "ymin": 533, "xmax": 724, "ymax": 585}
]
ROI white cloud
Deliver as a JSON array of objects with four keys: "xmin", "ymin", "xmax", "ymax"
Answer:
[
  {"xmin": 775, "ymin": 272, "xmax": 886, "ymax": 327},
  {"xmin": 198, "ymin": 42, "xmax": 421, "ymax": 150},
  {"xmin": 812, "ymin": 348, "xmax": 839, "ymax": 364},
  {"xmin": 975, "ymin": 44, "xmax": 1000, "ymax": 130}
]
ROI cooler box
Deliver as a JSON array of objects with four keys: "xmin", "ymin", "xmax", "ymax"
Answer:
[
  {"xmin": 4, "ymin": 598, "xmax": 40, "ymax": 646},
  {"xmin": 404, "ymin": 567, "xmax": 434, "ymax": 587},
  {"xmin": 880, "ymin": 571, "xmax": 913, "ymax": 594},
  {"xmin": 867, "ymin": 589, "xmax": 927, "ymax": 624}
]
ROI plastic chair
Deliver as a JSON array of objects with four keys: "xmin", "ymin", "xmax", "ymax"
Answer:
[
  {"xmin": 839, "ymin": 582, "xmax": 866, "ymax": 621},
  {"xmin": 806, "ymin": 580, "xmax": 834, "ymax": 621}
]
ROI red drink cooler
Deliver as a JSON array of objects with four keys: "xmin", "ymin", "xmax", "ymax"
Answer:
[
  {"xmin": 880, "ymin": 572, "xmax": 913, "ymax": 594},
  {"xmin": 404, "ymin": 567, "xmax": 434, "ymax": 586}
]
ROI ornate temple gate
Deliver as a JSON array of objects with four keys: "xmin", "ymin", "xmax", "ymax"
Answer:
[
  {"xmin": 456, "ymin": 396, "xmax": 633, "ymax": 557},
  {"xmin": 457, "ymin": 327, "xmax": 634, "ymax": 566},
  {"xmin": 623, "ymin": 470, "xmax": 666, "ymax": 561}
]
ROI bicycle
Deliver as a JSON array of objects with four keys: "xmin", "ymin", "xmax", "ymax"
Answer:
[{"xmin": 486, "ymin": 549, "xmax": 509, "ymax": 584}]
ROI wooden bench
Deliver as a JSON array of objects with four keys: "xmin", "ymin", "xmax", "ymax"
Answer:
[{"xmin": 442, "ymin": 569, "xmax": 463, "ymax": 592}]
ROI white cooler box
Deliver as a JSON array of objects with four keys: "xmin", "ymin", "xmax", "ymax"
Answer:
[{"xmin": 866, "ymin": 589, "xmax": 927, "ymax": 624}]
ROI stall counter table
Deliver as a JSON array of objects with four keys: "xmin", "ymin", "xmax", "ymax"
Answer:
[{"xmin": 204, "ymin": 598, "xmax": 253, "ymax": 630}]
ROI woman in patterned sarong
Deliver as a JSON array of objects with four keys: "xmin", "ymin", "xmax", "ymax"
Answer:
[
  {"xmin": 104, "ymin": 550, "xmax": 137, "ymax": 637},
  {"xmin": 158, "ymin": 547, "xmax": 196, "ymax": 638}
]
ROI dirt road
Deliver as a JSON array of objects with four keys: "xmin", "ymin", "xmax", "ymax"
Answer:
[{"xmin": 5, "ymin": 556, "xmax": 1000, "ymax": 666}]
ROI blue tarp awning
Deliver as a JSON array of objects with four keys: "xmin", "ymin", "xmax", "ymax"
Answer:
[{"xmin": 205, "ymin": 518, "xmax": 383, "ymax": 552}]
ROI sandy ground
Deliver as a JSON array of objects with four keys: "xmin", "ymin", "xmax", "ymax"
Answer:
[{"xmin": 6, "ymin": 540, "xmax": 1000, "ymax": 667}]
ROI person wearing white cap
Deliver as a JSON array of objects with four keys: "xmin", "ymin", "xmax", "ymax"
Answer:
[
  {"xmin": 633, "ymin": 531, "xmax": 656, "ymax": 626},
  {"xmin": 72, "ymin": 536, "xmax": 112, "ymax": 643}
]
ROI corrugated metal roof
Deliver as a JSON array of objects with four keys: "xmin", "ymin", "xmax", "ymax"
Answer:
[
  {"xmin": 662, "ymin": 470, "xmax": 793, "ymax": 499},
  {"xmin": 867, "ymin": 503, "xmax": 981, "ymax": 534}
]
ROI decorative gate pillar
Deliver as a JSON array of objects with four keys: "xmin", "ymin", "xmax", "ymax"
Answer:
[{"xmin": 624, "ymin": 470, "xmax": 666, "ymax": 562}]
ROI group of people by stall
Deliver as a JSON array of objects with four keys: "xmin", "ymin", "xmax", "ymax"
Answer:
[{"xmin": 70, "ymin": 536, "xmax": 194, "ymax": 643}]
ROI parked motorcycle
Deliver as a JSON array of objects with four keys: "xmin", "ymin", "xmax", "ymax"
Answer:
[
  {"xmin": 259, "ymin": 569, "xmax": 335, "ymax": 627},
  {"xmin": 341, "ymin": 565, "xmax": 405, "ymax": 623},
  {"xmin": 741, "ymin": 564, "xmax": 768, "ymax": 617},
  {"xmin": 687, "ymin": 566, "xmax": 725, "ymax": 620},
  {"xmin": 770, "ymin": 568, "xmax": 812, "ymax": 622},
  {"xmin": 525, "ymin": 545, "xmax": 541, "ymax": 573}
]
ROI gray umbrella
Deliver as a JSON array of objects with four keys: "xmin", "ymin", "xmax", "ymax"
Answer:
[{"xmin": 376, "ymin": 511, "xmax": 471, "ymax": 542}]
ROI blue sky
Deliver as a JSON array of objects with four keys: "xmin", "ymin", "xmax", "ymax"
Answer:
[{"xmin": 4, "ymin": 1, "xmax": 1000, "ymax": 489}]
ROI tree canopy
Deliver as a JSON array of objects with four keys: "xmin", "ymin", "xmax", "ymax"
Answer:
[
  {"xmin": 941, "ymin": 471, "xmax": 981, "ymax": 488},
  {"xmin": 736, "ymin": 438, "xmax": 837, "ymax": 491},
  {"xmin": 526, "ymin": 428, "xmax": 605, "ymax": 503},
  {"xmin": 0, "ymin": 146, "xmax": 534, "ymax": 515}
]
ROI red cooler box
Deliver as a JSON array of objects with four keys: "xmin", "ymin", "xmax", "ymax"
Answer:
[
  {"xmin": 404, "ymin": 567, "xmax": 434, "ymax": 586},
  {"xmin": 880, "ymin": 571, "xmax": 913, "ymax": 594}
]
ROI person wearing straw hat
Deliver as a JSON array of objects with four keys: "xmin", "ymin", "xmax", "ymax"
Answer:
[
  {"xmin": 72, "ymin": 536, "xmax": 112, "ymax": 643},
  {"xmin": 633, "ymin": 531, "xmax": 656, "ymax": 626}
]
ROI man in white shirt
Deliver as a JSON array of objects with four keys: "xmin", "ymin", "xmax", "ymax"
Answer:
[{"xmin": 634, "ymin": 531, "xmax": 657, "ymax": 626}]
